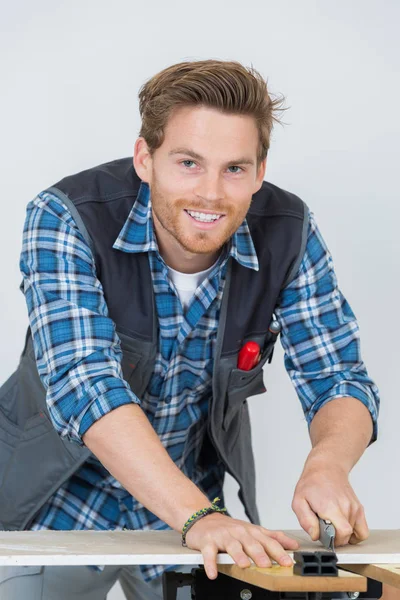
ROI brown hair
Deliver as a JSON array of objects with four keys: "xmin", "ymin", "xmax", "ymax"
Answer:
[{"xmin": 138, "ymin": 59, "xmax": 286, "ymax": 168}]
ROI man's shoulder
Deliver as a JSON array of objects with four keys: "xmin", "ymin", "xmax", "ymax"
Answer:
[
  {"xmin": 248, "ymin": 179, "xmax": 306, "ymax": 219},
  {"xmin": 46, "ymin": 157, "xmax": 141, "ymax": 205}
]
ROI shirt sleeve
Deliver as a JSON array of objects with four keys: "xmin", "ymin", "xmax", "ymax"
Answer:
[
  {"xmin": 19, "ymin": 191, "xmax": 141, "ymax": 446},
  {"xmin": 274, "ymin": 210, "xmax": 380, "ymax": 443}
]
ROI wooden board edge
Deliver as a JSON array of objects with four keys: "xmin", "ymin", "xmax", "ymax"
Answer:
[
  {"xmin": 217, "ymin": 564, "xmax": 367, "ymax": 592},
  {"xmin": 341, "ymin": 565, "xmax": 400, "ymax": 590}
]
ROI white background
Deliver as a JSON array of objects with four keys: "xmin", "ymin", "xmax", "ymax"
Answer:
[{"xmin": 1, "ymin": 1, "xmax": 399, "ymax": 598}]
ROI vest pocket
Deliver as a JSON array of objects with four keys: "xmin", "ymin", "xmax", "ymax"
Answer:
[
  {"xmin": 0, "ymin": 367, "xmax": 77, "ymax": 529},
  {"xmin": 120, "ymin": 350, "xmax": 143, "ymax": 387},
  {"xmin": 0, "ymin": 371, "xmax": 37, "ymax": 489},
  {"xmin": 0, "ymin": 409, "xmax": 81, "ymax": 531},
  {"xmin": 222, "ymin": 341, "xmax": 274, "ymax": 434},
  {"xmin": 0, "ymin": 410, "xmax": 54, "ymax": 476},
  {"xmin": 222, "ymin": 370, "xmax": 265, "ymax": 437}
]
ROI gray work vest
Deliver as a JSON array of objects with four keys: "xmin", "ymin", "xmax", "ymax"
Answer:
[{"xmin": 0, "ymin": 158, "xmax": 308, "ymax": 531}]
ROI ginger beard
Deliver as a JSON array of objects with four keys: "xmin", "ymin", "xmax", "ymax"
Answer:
[{"xmin": 150, "ymin": 172, "xmax": 252, "ymax": 256}]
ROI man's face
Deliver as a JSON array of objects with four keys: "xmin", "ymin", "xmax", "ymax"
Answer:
[{"xmin": 135, "ymin": 105, "xmax": 266, "ymax": 258}]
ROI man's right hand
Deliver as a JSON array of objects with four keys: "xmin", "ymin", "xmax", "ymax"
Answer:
[
  {"xmin": 82, "ymin": 404, "xmax": 299, "ymax": 579},
  {"xmin": 185, "ymin": 512, "xmax": 300, "ymax": 579}
]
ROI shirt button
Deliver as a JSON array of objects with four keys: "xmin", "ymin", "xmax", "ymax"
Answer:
[{"xmin": 165, "ymin": 397, "xmax": 171, "ymax": 404}]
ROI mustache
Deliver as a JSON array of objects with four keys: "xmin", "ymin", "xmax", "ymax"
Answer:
[{"xmin": 176, "ymin": 200, "xmax": 231, "ymax": 213}]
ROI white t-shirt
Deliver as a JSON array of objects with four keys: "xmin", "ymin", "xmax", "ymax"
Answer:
[{"xmin": 167, "ymin": 258, "xmax": 219, "ymax": 311}]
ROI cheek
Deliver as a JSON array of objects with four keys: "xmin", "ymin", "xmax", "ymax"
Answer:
[
  {"xmin": 165, "ymin": 191, "xmax": 188, "ymax": 213},
  {"xmin": 160, "ymin": 173, "xmax": 188, "ymax": 197},
  {"xmin": 225, "ymin": 186, "xmax": 251, "ymax": 208},
  {"xmin": 231, "ymin": 199, "xmax": 252, "ymax": 219}
]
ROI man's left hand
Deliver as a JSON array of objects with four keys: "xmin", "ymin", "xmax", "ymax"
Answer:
[{"xmin": 291, "ymin": 463, "xmax": 369, "ymax": 547}]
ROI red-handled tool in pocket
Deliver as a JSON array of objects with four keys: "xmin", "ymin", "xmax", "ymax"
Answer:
[{"xmin": 237, "ymin": 341, "xmax": 261, "ymax": 371}]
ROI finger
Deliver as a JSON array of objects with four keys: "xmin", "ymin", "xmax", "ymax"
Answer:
[
  {"xmin": 239, "ymin": 535, "xmax": 272, "ymax": 568},
  {"xmin": 350, "ymin": 505, "xmax": 369, "ymax": 543},
  {"xmin": 201, "ymin": 544, "xmax": 219, "ymax": 580},
  {"xmin": 292, "ymin": 497, "xmax": 320, "ymax": 541},
  {"xmin": 225, "ymin": 538, "xmax": 253, "ymax": 569},
  {"xmin": 328, "ymin": 510, "xmax": 354, "ymax": 546},
  {"xmin": 256, "ymin": 534, "xmax": 294, "ymax": 566},
  {"xmin": 349, "ymin": 533, "xmax": 360, "ymax": 545},
  {"xmin": 263, "ymin": 529, "xmax": 300, "ymax": 550}
]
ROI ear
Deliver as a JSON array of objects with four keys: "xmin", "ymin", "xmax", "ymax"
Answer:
[
  {"xmin": 254, "ymin": 157, "xmax": 267, "ymax": 192},
  {"xmin": 133, "ymin": 137, "xmax": 153, "ymax": 183}
]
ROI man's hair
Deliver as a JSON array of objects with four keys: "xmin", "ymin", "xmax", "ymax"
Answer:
[{"xmin": 138, "ymin": 59, "xmax": 286, "ymax": 168}]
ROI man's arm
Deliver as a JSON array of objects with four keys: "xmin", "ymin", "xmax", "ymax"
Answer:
[
  {"xmin": 308, "ymin": 396, "xmax": 373, "ymax": 474},
  {"xmin": 82, "ymin": 404, "xmax": 213, "ymax": 531},
  {"xmin": 292, "ymin": 396, "xmax": 372, "ymax": 546},
  {"xmin": 275, "ymin": 209, "xmax": 380, "ymax": 545}
]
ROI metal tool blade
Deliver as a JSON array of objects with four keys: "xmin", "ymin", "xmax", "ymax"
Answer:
[{"xmin": 318, "ymin": 517, "xmax": 336, "ymax": 552}]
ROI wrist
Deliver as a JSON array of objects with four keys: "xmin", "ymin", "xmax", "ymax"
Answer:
[
  {"xmin": 303, "ymin": 446, "xmax": 351, "ymax": 477},
  {"xmin": 181, "ymin": 497, "xmax": 227, "ymax": 547},
  {"xmin": 177, "ymin": 498, "xmax": 214, "ymax": 533}
]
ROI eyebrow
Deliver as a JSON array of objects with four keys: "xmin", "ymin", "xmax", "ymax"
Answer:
[{"xmin": 168, "ymin": 147, "xmax": 255, "ymax": 167}]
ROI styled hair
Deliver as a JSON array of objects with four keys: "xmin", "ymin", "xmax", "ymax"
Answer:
[{"xmin": 138, "ymin": 59, "xmax": 286, "ymax": 168}]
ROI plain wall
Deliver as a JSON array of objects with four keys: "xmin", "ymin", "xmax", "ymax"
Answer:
[{"xmin": 1, "ymin": 1, "xmax": 399, "ymax": 598}]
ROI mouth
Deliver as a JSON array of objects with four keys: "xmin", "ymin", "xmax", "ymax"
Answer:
[{"xmin": 184, "ymin": 209, "xmax": 226, "ymax": 230}]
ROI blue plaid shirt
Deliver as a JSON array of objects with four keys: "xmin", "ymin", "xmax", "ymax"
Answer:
[{"xmin": 19, "ymin": 180, "xmax": 380, "ymax": 582}]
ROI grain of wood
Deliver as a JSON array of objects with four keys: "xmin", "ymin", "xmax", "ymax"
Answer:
[
  {"xmin": 217, "ymin": 564, "xmax": 367, "ymax": 592},
  {"xmin": 342, "ymin": 565, "xmax": 400, "ymax": 589},
  {"xmin": 382, "ymin": 583, "xmax": 400, "ymax": 600}
]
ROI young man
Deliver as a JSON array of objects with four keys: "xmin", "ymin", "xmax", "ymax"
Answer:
[{"xmin": 0, "ymin": 59, "xmax": 379, "ymax": 599}]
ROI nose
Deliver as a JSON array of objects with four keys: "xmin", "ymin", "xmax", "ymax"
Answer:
[{"xmin": 194, "ymin": 172, "xmax": 224, "ymax": 203}]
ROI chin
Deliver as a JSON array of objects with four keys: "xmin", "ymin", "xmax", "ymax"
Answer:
[{"xmin": 179, "ymin": 237, "xmax": 225, "ymax": 256}]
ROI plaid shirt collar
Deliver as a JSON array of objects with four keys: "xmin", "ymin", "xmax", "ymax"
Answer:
[{"xmin": 113, "ymin": 180, "xmax": 259, "ymax": 272}]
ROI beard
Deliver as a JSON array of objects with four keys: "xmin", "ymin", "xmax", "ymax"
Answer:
[{"xmin": 150, "ymin": 175, "xmax": 250, "ymax": 256}]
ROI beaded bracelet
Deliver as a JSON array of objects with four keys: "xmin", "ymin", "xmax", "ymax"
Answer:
[{"xmin": 181, "ymin": 497, "xmax": 227, "ymax": 547}]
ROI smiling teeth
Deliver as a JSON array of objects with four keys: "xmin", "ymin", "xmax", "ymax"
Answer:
[{"xmin": 186, "ymin": 210, "xmax": 222, "ymax": 222}]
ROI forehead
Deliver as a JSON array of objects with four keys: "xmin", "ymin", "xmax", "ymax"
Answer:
[{"xmin": 162, "ymin": 105, "xmax": 259, "ymax": 159}]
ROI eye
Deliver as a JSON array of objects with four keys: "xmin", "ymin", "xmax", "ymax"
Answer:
[{"xmin": 180, "ymin": 161, "xmax": 243, "ymax": 173}]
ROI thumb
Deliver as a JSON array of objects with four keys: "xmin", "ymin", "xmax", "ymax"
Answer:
[{"xmin": 293, "ymin": 498, "xmax": 320, "ymax": 541}]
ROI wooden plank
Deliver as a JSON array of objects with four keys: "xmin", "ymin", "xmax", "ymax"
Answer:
[
  {"xmin": 285, "ymin": 529, "xmax": 400, "ymax": 562},
  {"xmin": 382, "ymin": 583, "xmax": 400, "ymax": 600},
  {"xmin": 341, "ymin": 565, "xmax": 400, "ymax": 589},
  {"xmin": 217, "ymin": 564, "xmax": 367, "ymax": 592},
  {"xmin": 0, "ymin": 530, "xmax": 398, "ymax": 567}
]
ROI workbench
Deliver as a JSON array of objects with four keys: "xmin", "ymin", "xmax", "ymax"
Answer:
[{"xmin": 0, "ymin": 529, "xmax": 399, "ymax": 599}]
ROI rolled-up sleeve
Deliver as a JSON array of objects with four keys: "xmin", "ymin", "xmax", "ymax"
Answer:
[
  {"xmin": 275, "ymin": 210, "xmax": 380, "ymax": 443},
  {"xmin": 19, "ymin": 191, "xmax": 141, "ymax": 445}
]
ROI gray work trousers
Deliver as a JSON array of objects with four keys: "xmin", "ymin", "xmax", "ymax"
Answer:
[{"xmin": 0, "ymin": 563, "xmax": 193, "ymax": 599}]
